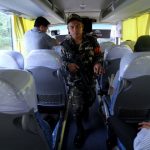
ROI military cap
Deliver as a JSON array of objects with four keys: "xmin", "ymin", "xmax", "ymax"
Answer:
[{"xmin": 67, "ymin": 14, "xmax": 82, "ymax": 24}]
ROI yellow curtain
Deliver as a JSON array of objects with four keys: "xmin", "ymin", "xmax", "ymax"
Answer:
[
  {"xmin": 137, "ymin": 14, "xmax": 149, "ymax": 37},
  {"xmin": 122, "ymin": 18, "xmax": 137, "ymax": 41},
  {"xmin": 12, "ymin": 15, "xmax": 34, "ymax": 55},
  {"xmin": 122, "ymin": 13, "xmax": 150, "ymax": 42}
]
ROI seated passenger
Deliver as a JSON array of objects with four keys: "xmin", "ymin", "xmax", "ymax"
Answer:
[
  {"xmin": 134, "ymin": 35, "xmax": 150, "ymax": 52},
  {"xmin": 134, "ymin": 122, "xmax": 150, "ymax": 150},
  {"xmin": 24, "ymin": 16, "xmax": 58, "ymax": 52}
]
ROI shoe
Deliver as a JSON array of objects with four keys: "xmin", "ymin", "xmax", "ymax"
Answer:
[{"xmin": 74, "ymin": 131, "xmax": 85, "ymax": 148}]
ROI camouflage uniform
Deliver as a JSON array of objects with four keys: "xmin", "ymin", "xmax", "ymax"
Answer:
[{"xmin": 61, "ymin": 34, "xmax": 102, "ymax": 120}]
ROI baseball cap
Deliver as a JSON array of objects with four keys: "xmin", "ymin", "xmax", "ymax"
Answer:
[{"xmin": 67, "ymin": 14, "xmax": 82, "ymax": 24}]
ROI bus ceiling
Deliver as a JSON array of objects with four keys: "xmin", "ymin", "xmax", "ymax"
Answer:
[{"xmin": 0, "ymin": 0, "xmax": 150, "ymax": 25}]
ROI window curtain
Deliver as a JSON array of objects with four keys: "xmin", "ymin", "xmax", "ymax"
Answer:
[
  {"xmin": 12, "ymin": 15, "xmax": 34, "ymax": 55},
  {"xmin": 122, "ymin": 13, "xmax": 150, "ymax": 42},
  {"xmin": 136, "ymin": 14, "xmax": 150, "ymax": 37},
  {"xmin": 122, "ymin": 18, "xmax": 137, "ymax": 42}
]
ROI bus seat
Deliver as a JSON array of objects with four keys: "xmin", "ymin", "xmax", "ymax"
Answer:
[
  {"xmin": 0, "ymin": 69, "xmax": 52, "ymax": 150},
  {"xmin": 105, "ymin": 45, "xmax": 132, "ymax": 78},
  {"xmin": 25, "ymin": 50, "xmax": 67, "ymax": 149},
  {"xmin": 24, "ymin": 49, "xmax": 62, "ymax": 70},
  {"xmin": 0, "ymin": 51, "xmax": 24, "ymax": 69},
  {"xmin": 24, "ymin": 49, "xmax": 66, "ymax": 110},
  {"xmin": 107, "ymin": 116, "xmax": 137, "ymax": 150},
  {"xmin": 99, "ymin": 45, "xmax": 132, "ymax": 96},
  {"xmin": 104, "ymin": 52, "xmax": 150, "ymax": 150},
  {"xmin": 0, "ymin": 52, "xmax": 19, "ymax": 69},
  {"xmin": 6, "ymin": 51, "xmax": 24, "ymax": 69},
  {"xmin": 120, "ymin": 40, "xmax": 135, "ymax": 51},
  {"xmin": 100, "ymin": 41, "xmax": 115, "ymax": 53},
  {"xmin": 28, "ymin": 67, "xmax": 67, "ymax": 111},
  {"xmin": 113, "ymin": 52, "xmax": 150, "ymax": 122}
]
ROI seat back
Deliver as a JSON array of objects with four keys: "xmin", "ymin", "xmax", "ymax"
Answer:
[
  {"xmin": 28, "ymin": 67, "xmax": 66, "ymax": 111},
  {"xmin": 25, "ymin": 50, "xmax": 66, "ymax": 111},
  {"xmin": 25, "ymin": 49, "xmax": 62, "ymax": 70},
  {"xmin": 104, "ymin": 45, "xmax": 133, "ymax": 78},
  {"xmin": 99, "ymin": 45, "xmax": 132, "ymax": 95},
  {"xmin": 100, "ymin": 41, "xmax": 115, "ymax": 53},
  {"xmin": 0, "ymin": 69, "xmax": 50, "ymax": 150},
  {"xmin": 120, "ymin": 40, "xmax": 135, "ymax": 51},
  {"xmin": 0, "ymin": 51, "xmax": 24, "ymax": 69},
  {"xmin": 114, "ymin": 52, "xmax": 150, "ymax": 123}
]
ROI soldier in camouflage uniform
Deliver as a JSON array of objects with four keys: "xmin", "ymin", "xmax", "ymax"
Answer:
[{"xmin": 61, "ymin": 14, "xmax": 103, "ymax": 147}]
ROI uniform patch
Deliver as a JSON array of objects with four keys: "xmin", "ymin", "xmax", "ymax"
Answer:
[{"xmin": 94, "ymin": 46, "xmax": 101, "ymax": 54}]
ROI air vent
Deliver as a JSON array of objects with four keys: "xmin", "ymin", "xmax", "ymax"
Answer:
[
  {"xmin": 47, "ymin": 0, "xmax": 65, "ymax": 20},
  {"xmin": 101, "ymin": 3, "xmax": 114, "ymax": 18},
  {"xmin": 101, "ymin": 0, "xmax": 127, "ymax": 18},
  {"xmin": 113, "ymin": 0, "xmax": 127, "ymax": 9}
]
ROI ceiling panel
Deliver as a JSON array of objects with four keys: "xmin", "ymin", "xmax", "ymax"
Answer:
[{"xmin": 54, "ymin": 0, "xmax": 112, "ymax": 21}]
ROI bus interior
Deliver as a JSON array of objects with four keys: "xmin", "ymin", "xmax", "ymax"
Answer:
[{"xmin": 0, "ymin": 0, "xmax": 150, "ymax": 150}]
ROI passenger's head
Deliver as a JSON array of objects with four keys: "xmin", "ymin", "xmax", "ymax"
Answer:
[
  {"xmin": 134, "ymin": 35, "xmax": 150, "ymax": 52},
  {"xmin": 67, "ymin": 14, "xmax": 84, "ymax": 39},
  {"xmin": 34, "ymin": 16, "xmax": 50, "ymax": 32}
]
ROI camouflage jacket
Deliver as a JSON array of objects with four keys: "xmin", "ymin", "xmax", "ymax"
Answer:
[{"xmin": 61, "ymin": 34, "xmax": 102, "ymax": 87}]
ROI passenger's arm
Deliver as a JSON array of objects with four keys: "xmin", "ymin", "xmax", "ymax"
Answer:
[
  {"xmin": 139, "ymin": 122, "xmax": 150, "ymax": 129},
  {"xmin": 45, "ymin": 34, "xmax": 59, "ymax": 48}
]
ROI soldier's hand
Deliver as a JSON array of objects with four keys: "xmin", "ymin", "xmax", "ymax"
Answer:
[
  {"xmin": 93, "ymin": 63, "xmax": 104, "ymax": 75},
  {"xmin": 67, "ymin": 63, "xmax": 79, "ymax": 73}
]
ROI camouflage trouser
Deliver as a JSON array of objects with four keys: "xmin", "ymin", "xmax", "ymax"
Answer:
[{"xmin": 69, "ymin": 85, "xmax": 96, "ymax": 119}]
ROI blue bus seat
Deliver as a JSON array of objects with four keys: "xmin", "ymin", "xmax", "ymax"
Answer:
[
  {"xmin": 25, "ymin": 49, "xmax": 66, "ymax": 111},
  {"xmin": 0, "ymin": 50, "xmax": 24, "ymax": 69},
  {"xmin": 105, "ymin": 52, "xmax": 150, "ymax": 150},
  {"xmin": 104, "ymin": 45, "xmax": 132, "ymax": 78},
  {"xmin": 100, "ymin": 41, "xmax": 115, "ymax": 53},
  {"xmin": 113, "ymin": 52, "xmax": 150, "ymax": 122},
  {"xmin": 25, "ymin": 50, "xmax": 67, "ymax": 149},
  {"xmin": 0, "ymin": 69, "xmax": 52, "ymax": 150},
  {"xmin": 99, "ymin": 45, "xmax": 132, "ymax": 96},
  {"xmin": 25, "ymin": 49, "xmax": 62, "ymax": 70}
]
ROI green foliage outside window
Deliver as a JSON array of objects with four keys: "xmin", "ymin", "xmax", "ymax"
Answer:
[{"xmin": 0, "ymin": 12, "xmax": 12, "ymax": 50}]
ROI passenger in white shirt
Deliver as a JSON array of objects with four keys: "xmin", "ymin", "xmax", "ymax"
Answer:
[
  {"xmin": 24, "ymin": 16, "xmax": 58, "ymax": 52},
  {"xmin": 134, "ymin": 122, "xmax": 150, "ymax": 150}
]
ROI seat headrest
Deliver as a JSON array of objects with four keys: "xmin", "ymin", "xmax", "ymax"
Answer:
[
  {"xmin": 100, "ymin": 41, "xmax": 115, "ymax": 53},
  {"xmin": 25, "ymin": 49, "xmax": 62, "ymax": 69},
  {"xmin": 120, "ymin": 40, "xmax": 135, "ymax": 50},
  {"xmin": 0, "ymin": 51, "xmax": 24, "ymax": 69},
  {"xmin": 119, "ymin": 52, "xmax": 150, "ymax": 79},
  {"xmin": 6, "ymin": 51, "xmax": 24, "ymax": 69},
  {"xmin": 104, "ymin": 45, "xmax": 133, "ymax": 60},
  {"xmin": 0, "ymin": 69, "xmax": 37, "ymax": 114}
]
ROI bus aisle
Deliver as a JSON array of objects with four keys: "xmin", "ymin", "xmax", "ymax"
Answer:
[{"xmin": 62, "ymin": 97, "xmax": 107, "ymax": 150}]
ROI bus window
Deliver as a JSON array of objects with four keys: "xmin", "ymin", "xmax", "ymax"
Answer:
[{"xmin": 0, "ymin": 12, "xmax": 12, "ymax": 50}]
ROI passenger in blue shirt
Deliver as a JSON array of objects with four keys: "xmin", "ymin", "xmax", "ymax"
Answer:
[{"xmin": 24, "ymin": 16, "xmax": 58, "ymax": 52}]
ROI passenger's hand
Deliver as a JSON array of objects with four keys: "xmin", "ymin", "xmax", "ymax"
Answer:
[
  {"xmin": 138, "ymin": 122, "xmax": 150, "ymax": 129},
  {"xmin": 67, "ymin": 63, "xmax": 79, "ymax": 73},
  {"xmin": 93, "ymin": 63, "xmax": 104, "ymax": 75}
]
